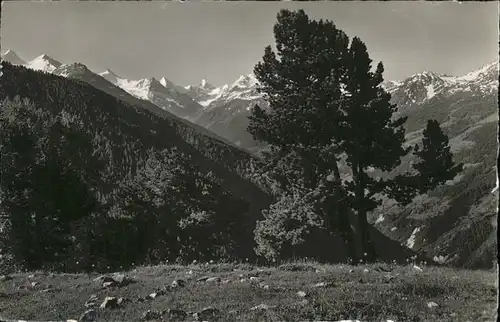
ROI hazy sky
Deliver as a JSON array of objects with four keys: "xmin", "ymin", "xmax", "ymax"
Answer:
[{"xmin": 1, "ymin": 1, "xmax": 498, "ymax": 87}]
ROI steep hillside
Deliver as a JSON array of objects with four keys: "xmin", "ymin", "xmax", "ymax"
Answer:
[
  {"xmin": 0, "ymin": 62, "xmax": 273, "ymax": 269},
  {"xmin": 369, "ymin": 62, "xmax": 499, "ymax": 269}
]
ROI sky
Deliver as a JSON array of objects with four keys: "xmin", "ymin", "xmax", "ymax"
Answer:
[{"xmin": 1, "ymin": 1, "xmax": 499, "ymax": 87}]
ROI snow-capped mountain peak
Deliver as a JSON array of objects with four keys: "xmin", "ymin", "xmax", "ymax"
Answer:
[
  {"xmin": 1, "ymin": 49, "xmax": 25, "ymax": 65},
  {"xmin": 159, "ymin": 76, "xmax": 170, "ymax": 87},
  {"xmin": 99, "ymin": 69, "xmax": 121, "ymax": 84},
  {"xmin": 231, "ymin": 73, "xmax": 258, "ymax": 89},
  {"xmin": 387, "ymin": 60, "xmax": 498, "ymax": 106},
  {"xmin": 53, "ymin": 62, "xmax": 90, "ymax": 77},
  {"xmin": 456, "ymin": 60, "xmax": 499, "ymax": 83},
  {"xmin": 25, "ymin": 54, "xmax": 62, "ymax": 73},
  {"xmin": 101, "ymin": 69, "xmax": 119, "ymax": 77}
]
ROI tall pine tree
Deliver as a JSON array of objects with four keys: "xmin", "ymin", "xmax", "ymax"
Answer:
[{"xmin": 248, "ymin": 9, "xmax": 463, "ymax": 263}]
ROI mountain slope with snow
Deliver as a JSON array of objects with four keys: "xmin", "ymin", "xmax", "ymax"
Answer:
[
  {"xmin": 184, "ymin": 73, "xmax": 265, "ymax": 151},
  {"xmin": 1, "ymin": 49, "xmax": 25, "ymax": 65},
  {"xmin": 25, "ymin": 54, "xmax": 62, "ymax": 73},
  {"xmin": 371, "ymin": 61, "xmax": 499, "ymax": 269},
  {"xmin": 98, "ymin": 71, "xmax": 203, "ymax": 119}
]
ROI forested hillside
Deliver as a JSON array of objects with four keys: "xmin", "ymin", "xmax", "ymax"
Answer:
[{"xmin": 0, "ymin": 62, "xmax": 273, "ymax": 273}]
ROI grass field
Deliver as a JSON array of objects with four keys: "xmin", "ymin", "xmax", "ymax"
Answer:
[{"xmin": 0, "ymin": 261, "xmax": 497, "ymax": 322}]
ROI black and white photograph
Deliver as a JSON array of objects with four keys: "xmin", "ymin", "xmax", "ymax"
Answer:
[{"xmin": 0, "ymin": 1, "xmax": 498, "ymax": 321}]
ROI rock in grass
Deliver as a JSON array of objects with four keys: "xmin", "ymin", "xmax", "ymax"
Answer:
[
  {"xmin": 171, "ymin": 279, "xmax": 186, "ymax": 288},
  {"xmin": 427, "ymin": 301, "xmax": 439, "ymax": 309},
  {"xmin": 297, "ymin": 291, "xmax": 308, "ymax": 298},
  {"xmin": 206, "ymin": 276, "xmax": 221, "ymax": 283},
  {"xmin": 312, "ymin": 281, "xmax": 335, "ymax": 288},
  {"xmin": 100, "ymin": 296, "xmax": 118, "ymax": 309},
  {"xmin": 250, "ymin": 303, "xmax": 276, "ymax": 311},
  {"xmin": 102, "ymin": 281, "xmax": 116, "ymax": 288},
  {"xmin": 117, "ymin": 297, "xmax": 126, "ymax": 306},
  {"xmin": 79, "ymin": 309, "xmax": 97, "ymax": 322},
  {"xmin": 84, "ymin": 294, "xmax": 99, "ymax": 308},
  {"xmin": 196, "ymin": 276, "xmax": 211, "ymax": 282},
  {"xmin": 94, "ymin": 273, "xmax": 132, "ymax": 287}
]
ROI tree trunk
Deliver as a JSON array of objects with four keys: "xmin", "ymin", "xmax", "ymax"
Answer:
[
  {"xmin": 357, "ymin": 208, "xmax": 377, "ymax": 262},
  {"xmin": 353, "ymin": 164, "xmax": 377, "ymax": 263},
  {"xmin": 330, "ymin": 159, "xmax": 358, "ymax": 262}
]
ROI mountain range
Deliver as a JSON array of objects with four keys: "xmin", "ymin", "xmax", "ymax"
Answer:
[{"xmin": 1, "ymin": 49, "xmax": 498, "ymax": 268}]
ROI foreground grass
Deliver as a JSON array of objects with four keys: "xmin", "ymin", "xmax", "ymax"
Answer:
[{"xmin": 0, "ymin": 261, "xmax": 497, "ymax": 321}]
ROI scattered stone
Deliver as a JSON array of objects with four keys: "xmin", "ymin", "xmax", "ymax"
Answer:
[
  {"xmin": 186, "ymin": 270, "xmax": 193, "ymax": 275},
  {"xmin": 30, "ymin": 281, "xmax": 39, "ymax": 287},
  {"xmin": 112, "ymin": 273, "xmax": 126, "ymax": 284},
  {"xmin": 28, "ymin": 274, "xmax": 36, "ymax": 279},
  {"xmin": 79, "ymin": 309, "xmax": 97, "ymax": 322},
  {"xmin": 315, "ymin": 268, "xmax": 326, "ymax": 273},
  {"xmin": 250, "ymin": 303, "xmax": 276, "ymax": 311},
  {"xmin": 206, "ymin": 276, "xmax": 221, "ymax": 283},
  {"xmin": 84, "ymin": 295, "xmax": 99, "ymax": 308},
  {"xmin": 349, "ymin": 269, "xmax": 355, "ymax": 273},
  {"xmin": 166, "ymin": 308, "xmax": 188, "ymax": 321},
  {"xmin": 297, "ymin": 291, "xmax": 307, "ymax": 298},
  {"xmin": 239, "ymin": 278, "xmax": 247, "ymax": 283},
  {"xmin": 93, "ymin": 275, "xmax": 114, "ymax": 283},
  {"xmin": 99, "ymin": 297, "xmax": 118, "ymax": 309},
  {"xmin": 102, "ymin": 281, "xmax": 116, "ymax": 288},
  {"xmin": 413, "ymin": 265, "xmax": 423, "ymax": 272},
  {"xmin": 40, "ymin": 287, "xmax": 55, "ymax": 293},
  {"xmin": 249, "ymin": 276, "xmax": 259, "ymax": 281},
  {"xmin": 148, "ymin": 292, "xmax": 159, "ymax": 300},
  {"xmin": 141, "ymin": 309, "xmax": 163, "ymax": 321},
  {"xmin": 94, "ymin": 273, "xmax": 132, "ymax": 287},
  {"xmin": 0, "ymin": 275, "xmax": 13, "ymax": 282},
  {"xmin": 312, "ymin": 281, "xmax": 335, "ymax": 288},
  {"xmin": 363, "ymin": 268, "xmax": 369, "ymax": 273},
  {"xmin": 117, "ymin": 297, "xmax": 126, "ymax": 306},
  {"xmin": 195, "ymin": 307, "xmax": 221, "ymax": 321},
  {"xmin": 259, "ymin": 282, "xmax": 270, "ymax": 290},
  {"xmin": 171, "ymin": 279, "xmax": 186, "ymax": 288},
  {"xmin": 427, "ymin": 301, "xmax": 439, "ymax": 309},
  {"xmin": 196, "ymin": 276, "xmax": 211, "ymax": 282}
]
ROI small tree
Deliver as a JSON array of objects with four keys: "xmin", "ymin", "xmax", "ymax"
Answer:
[
  {"xmin": 414, "ymin": 120, "xmax": 463, "ymax": 192},
  {"xmin": 248, "ymin": 9, "xmax": 463, "ymax": 263}
]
